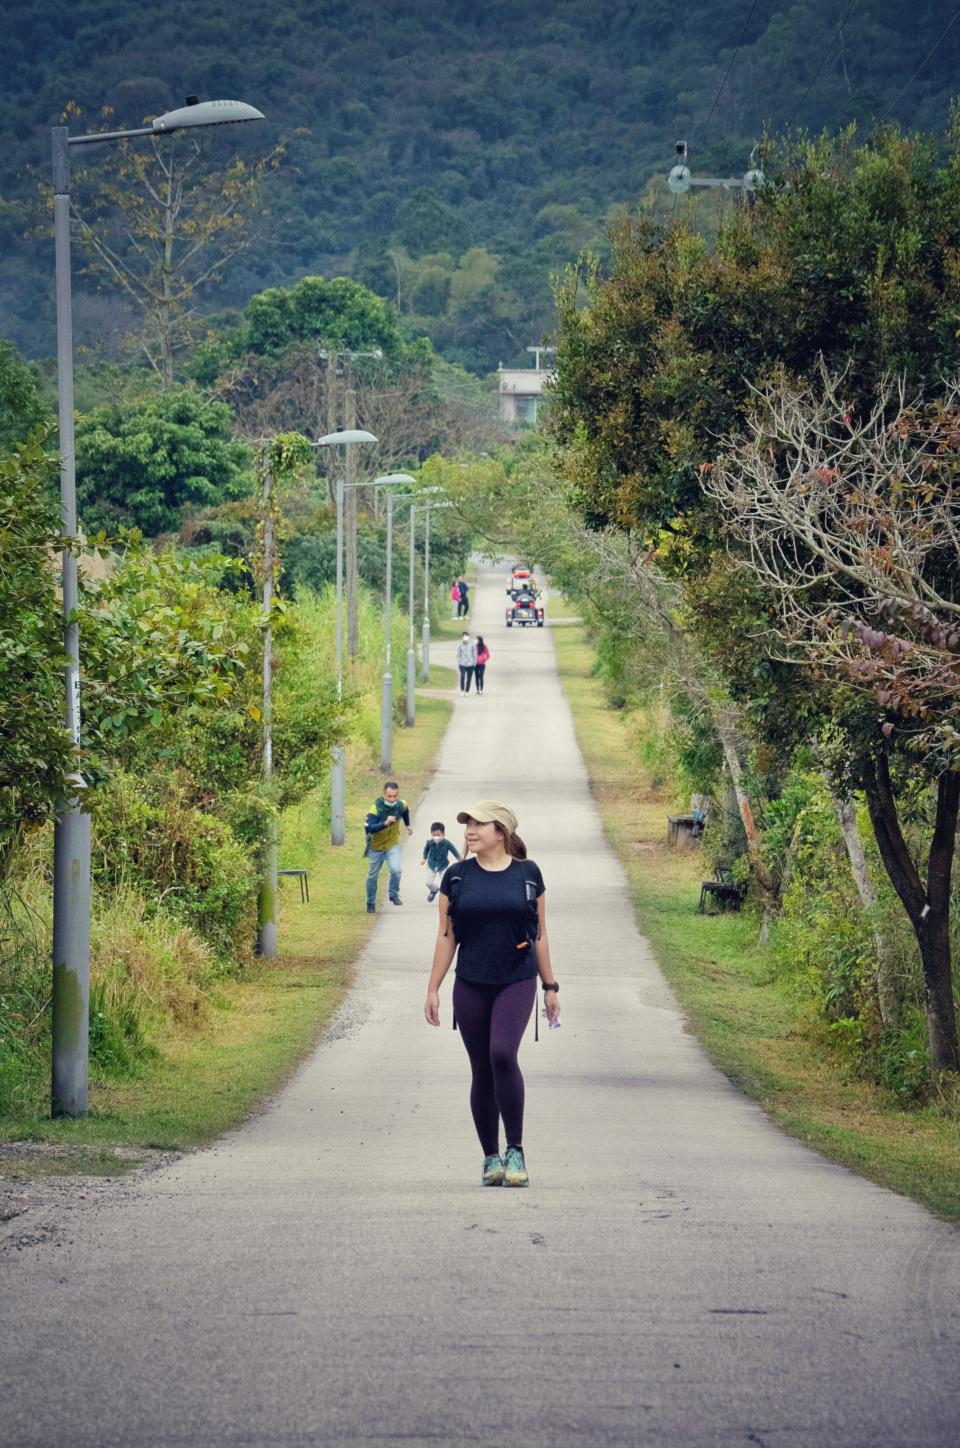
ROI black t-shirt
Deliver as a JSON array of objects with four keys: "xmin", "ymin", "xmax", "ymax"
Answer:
[{"xmin": 440, "ymin": 857, "xmax": 545, "ymax": 986}]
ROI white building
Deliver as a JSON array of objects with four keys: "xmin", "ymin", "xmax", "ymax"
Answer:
[{"xmin": 498, "ymin": 347, "xmax": 555, "ymax": 425}]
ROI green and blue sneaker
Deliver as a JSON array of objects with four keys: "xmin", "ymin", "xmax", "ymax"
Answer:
[
  {"xmin": 482, "ymin": 1153, "xmax": 505, "ymax": 1186},
  {"xmin": 503, "ymin": 1145, "xmax": 529, "ymax": 1187}
]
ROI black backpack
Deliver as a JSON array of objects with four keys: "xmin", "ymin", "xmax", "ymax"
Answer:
[{"xmin": 444, "ymin": 858, "xmax": 543, "ymax": 1040}]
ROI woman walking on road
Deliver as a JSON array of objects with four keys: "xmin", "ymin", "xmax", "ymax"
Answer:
[
  {"xmin": 474, "ymin": 636, "xmax": 490, "ymax": 693},
  {"xmin": 424, "ymin": 801, "xmax": 560, "ymax": 1187},
  {"xmin": 457, "ymin": 632, "xmax": 476, "ymax": 693}
]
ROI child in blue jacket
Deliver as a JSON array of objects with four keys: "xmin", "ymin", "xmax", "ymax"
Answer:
[{"xmin": 421, "ymin": 822, "xmax": 461, "ymax": 902}]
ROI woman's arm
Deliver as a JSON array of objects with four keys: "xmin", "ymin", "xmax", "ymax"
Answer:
[
  {"xmin": 424, "ymin": 893, "xmax": 457, "ymax": 1026},
  {"xmin": 536, "ymin": 894, "xmax": 560, "ymax": 1022}
]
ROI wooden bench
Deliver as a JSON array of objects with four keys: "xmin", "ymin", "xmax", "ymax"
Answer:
[
  {"xmin": 667, "ymin": 814, "xmax": 705, "ymax": 849},
  {"xmin": 698, "ymin": 866, "xmax": 745, "ymax": 914}
]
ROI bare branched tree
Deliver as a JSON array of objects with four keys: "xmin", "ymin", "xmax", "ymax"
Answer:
[
  {"xmin": 706, "ymin": 367, "xmax": 960, "ymax": 755},
  {"xmin": 216, "ymin": 346, "xmax": 500, "ymax": 481},
  {"xmin": 71, "ymin": 128, "xmax": 288, "ymax": 387}
]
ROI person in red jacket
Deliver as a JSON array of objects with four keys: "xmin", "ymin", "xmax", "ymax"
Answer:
[{"xmin": 474, "ymin": 635, "xmax": 490, "ymax": 693}]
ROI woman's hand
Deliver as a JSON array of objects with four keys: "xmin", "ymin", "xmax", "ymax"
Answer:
[
  {"xmin": 543, "ymin": 990, "xmax": 561, "ymax": 1025},
  {"xmin": 425, "ymin": 990, "xmax": 441, "ymax": 1027}
]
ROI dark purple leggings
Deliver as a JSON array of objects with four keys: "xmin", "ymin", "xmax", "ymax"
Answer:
[{"xmin": 452, "ymin": 976, "xmax": 537, "ymax": 1155}]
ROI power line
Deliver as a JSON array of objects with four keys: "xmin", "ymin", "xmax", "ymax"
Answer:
[
  {"xmin": 880, "ymin": 10, "xmax": 960, "ymax": 124},
  {"xmin": 784, "ymin": 0, "xmax": 860, "ymax": 132},
  {"xmin": 693, "ymin": 0, "xmax": 761, "ymax": 151}
]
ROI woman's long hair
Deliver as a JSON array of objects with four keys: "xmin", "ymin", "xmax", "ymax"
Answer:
[
  {"xmin": 476, "ymin": 635, "xmax": 486, "ymax": 653},
  {"xmin": 494, "ymin": 822, "xmax": 527, "ymax": 859}
]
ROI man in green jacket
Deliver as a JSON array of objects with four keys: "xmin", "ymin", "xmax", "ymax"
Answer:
[{"xmin": 364, "ymin": 781, "xmax": 412, "ymax": 913}]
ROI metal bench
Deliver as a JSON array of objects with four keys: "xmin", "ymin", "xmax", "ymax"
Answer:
[
  {"xmin": 278, "ymin": 868, "xmax": 309, "ymax": 904},
  {"xmin": 698, "ymin": 866, "xmax": 745, "ymax": 914}
]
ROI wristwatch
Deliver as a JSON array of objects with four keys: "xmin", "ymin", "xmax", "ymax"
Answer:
[{"xmin": 542, "ymin": 981, "xmax": 559, "ymax": 993}]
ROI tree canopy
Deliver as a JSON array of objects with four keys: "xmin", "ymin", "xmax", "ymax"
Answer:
[{"xmin": 75, "ymin": 387, "xmax": 253, "ymax": 536}]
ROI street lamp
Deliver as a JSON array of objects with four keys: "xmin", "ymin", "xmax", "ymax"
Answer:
[
  {"xmin": 50, "ymin": 96, "xmax": 264, "ymax": 1119},
  {"xmin": 417, "ymin": 496, "xmax": 453, "ymax": 684},
  {"xmin": 374, "ymin": 475, "xmax": 416, "ymax": 772},
  {"xmin": 315, "ymin": 429, "xmax": 378, "ymax": 846}
]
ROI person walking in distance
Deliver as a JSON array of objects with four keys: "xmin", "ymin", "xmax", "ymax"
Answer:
[
  {"xmin": 457, "ymin": 632, "xmax": 476, "ymax": 694},
  {"xmin": 421, "ymin": 821, "xmax": 460, "ymax": 903},
  {"xmin": 450, "ymin": 579, "xmax": 460, "ymax": 619},
  {"xmin": 474, "ymin": 635, "xmax": 490, "ymax": 694},
  {"xmin": 424, "ymin": 801, "xmax": 560, "ymax": 1187},
  {"xmin": 364, "ymin": 781, "xmax": 412, "ymax": 913},
  {"xmin": 456, "ymin": 576, "xmax": 470, "ymax": 618}
]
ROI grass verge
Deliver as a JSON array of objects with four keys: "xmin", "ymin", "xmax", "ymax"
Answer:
[
  {"xmin": 552, "ymin": 623, "xmax": 960, "ymax": 1224},
  {"xmin": 0, "ymin": 682, "xmax": 453, "ymax": 1168}
]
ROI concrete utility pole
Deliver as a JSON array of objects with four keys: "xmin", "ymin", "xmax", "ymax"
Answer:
[
  {"xmin": 315, "ymin": 428, "xmax": 379, "ymax": 846},
  {"xmin": 421, "ymin": 504, "xmax": 431, "ymax": 684},
  {"xmin": 407, "ymin": 507, "xmax": 417, "ymax": 728},
  {"xmin": 319, "ymin": 348, "xmax": 384, "ymax": 657},
  {"xmin": 375, "ymin": 476, "xmax": 416, "ymax": 773},
  {"xmin": 51, "ymin": 126, "xmax": 91, "ymax": 1120},
  {"xmin": 256, "ymin": 443, "xmax": 277, "ymax": 960}
]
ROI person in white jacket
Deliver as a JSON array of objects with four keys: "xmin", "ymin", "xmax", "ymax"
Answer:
[{"xmin": 456, "ymin": 633, "xmax": 477, "ymax": 694}]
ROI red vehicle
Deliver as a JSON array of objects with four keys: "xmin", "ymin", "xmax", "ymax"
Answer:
[
  {"xmin": 506, "ymin": 589, "xmax": 544, "ymax": 628},
  {"xmin": 506, "ymin": 565, "xmax": 535, "ymax": 599}
]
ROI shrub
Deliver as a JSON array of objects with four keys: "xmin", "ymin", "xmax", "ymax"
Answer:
[
  {"xmin": 90, "ymin": 772, "xmax": 257, "ymax": 965},
  {"xmin": 0, "ymin": 436, "xmax": 74, "ymax": 874},
  {"xmin": 76, "ymin": 389, "xmax": 253, "ymax": 537}
]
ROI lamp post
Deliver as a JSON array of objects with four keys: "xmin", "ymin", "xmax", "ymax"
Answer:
[
  {"xmin": 315, "ymin": 429, "xmax": 378, "ymax": 846},
  {"xmin": 418, "ymin": 498, "xmax": 453, "ymax": 684},
  {"xmin": 407, "ymin": 506, "xmax": 418, "ymax": 728},
  {"xmin": 374, "ymin": 475, "xmax": 416, "ymax": 773},
  {"xmin": 421, "ymin": 504, "xmax": 431, "ymax": 684},
  {"xmin": 256, "ymin": 442, "xmax": 278, "ymax": 960},
  {"xmin": 50, "ymin": 96, "xmax": 264, "ymax": 1119}
]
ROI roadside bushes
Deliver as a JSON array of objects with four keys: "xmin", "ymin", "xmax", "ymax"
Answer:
[
  {"xmin": 0, "ymin": 437, "xmax": 74, "ymax": 873},
  {"xmin": 0, "ymin": 534, "xmax": 357, "ymax": 1118},
  {"xmin": 90, "ymin": 772, "xmax": 256, "ymax": 966}
]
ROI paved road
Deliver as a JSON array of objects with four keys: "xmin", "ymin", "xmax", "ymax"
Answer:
[{"xmin": 3, "ymin": 566, "xmax": 960, "ymax": 1447}]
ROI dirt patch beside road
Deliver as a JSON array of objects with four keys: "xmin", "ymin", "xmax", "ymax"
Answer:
[{"xmin": 0, "ymin": 1142, "xmax": 178, "ymax": 1256}]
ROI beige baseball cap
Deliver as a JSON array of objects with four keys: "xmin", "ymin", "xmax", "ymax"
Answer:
[{"xmin": 456, "ymin": 800, "xmax": 518, "ymax": 835}]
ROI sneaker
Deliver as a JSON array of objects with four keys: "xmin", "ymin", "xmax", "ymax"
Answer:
[
  {"xmin": 503, "ymin": 1145, "xmax": 529, "ymax": 1187},
  {"xmin": 482, "ymin": 1154, "xmax": 505, "ymax": 1186},
  {"xmin": 390, "ymin": 896, "xmax": 403, "ymax": 906},
  {"xmin": 366, "ymin": 903, "xmax": 376, "ymax": 914}
]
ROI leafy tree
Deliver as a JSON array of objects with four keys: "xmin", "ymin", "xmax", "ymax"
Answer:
[
  {"xmin": 191, "ymin": 276, "xmax": 405, "ymax": 384},
  {"xmin": 394, "ymin": 188, "xmax": 469, "ymax": 258},
  {"xmin": 76, "ymin": 387, "xmax": 253, "ymax": 536},
  {"xmin": 0, "ymin": 340, "xmax": 48, "ymax": 450},
  {"xmin": 0, "ymin": 435, "xmax": 73, "ymax": 875}
]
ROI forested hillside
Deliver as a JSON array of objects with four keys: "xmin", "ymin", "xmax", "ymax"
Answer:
[{"xmin": 3, "ymin": 0, "xmax": 960, "ymax": 371}]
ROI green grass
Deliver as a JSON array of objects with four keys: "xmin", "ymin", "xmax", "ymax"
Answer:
[
  {"xmin": 553, "ymin": 623, "xmax": 960, "ymax": 1224},
  {"xmin": 0, "ymin": 686, "xmax": 453, "ymax": 1167}
]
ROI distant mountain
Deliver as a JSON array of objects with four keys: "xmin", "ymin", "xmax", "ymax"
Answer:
[{"xmin": 2, "ymin": 0, "xmax": 958, "ymax": 372}]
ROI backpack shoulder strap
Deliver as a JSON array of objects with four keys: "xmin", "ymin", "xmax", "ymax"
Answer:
[
  {"xmin": 518, "ymin": 860, "xmax": 541, "ymax": 941},
  {"xmin": 443, "ymin": 856, "xmax": 473, "ymax": 939}
]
